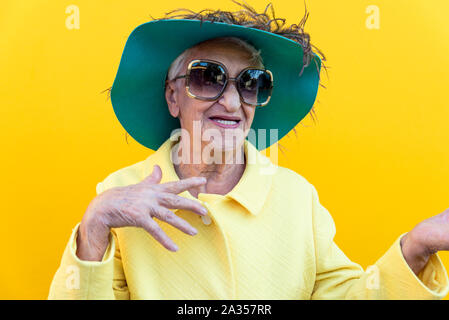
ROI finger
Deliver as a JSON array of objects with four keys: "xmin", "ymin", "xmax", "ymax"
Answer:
[
  {"xmin": 158, "ymin": 177, "xmax": 207, "ymax": 194},
  {"xmin": 142, "ymin": 165, "xmax": 163, "ymax": 185},
  {"xmin": 139, "ymin": 217, "xmax": 179, "ymax": 252},
  {"xmin": 158, "ymin": 192, "xmax": 208, "ymax": 216},
  {"xmin": 152, "ymin": 207, "xmax": 198, "ymax": 236}
]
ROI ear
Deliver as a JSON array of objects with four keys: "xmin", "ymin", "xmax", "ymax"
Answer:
[{"xmin": 165, "ymin": 81, "xmax": 180, "ymax": 118}]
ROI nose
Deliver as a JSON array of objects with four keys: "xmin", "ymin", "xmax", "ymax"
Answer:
[{"xmin": 218, "ymin": 80, "xmax": 241, "ymax": 112}]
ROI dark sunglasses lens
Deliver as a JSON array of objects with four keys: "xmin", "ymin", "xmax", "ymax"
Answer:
[
  {"xmin": 189, "ymin": 62, "xmax": 226, "ymax": 98},
  {"xmin": 239, "ymin": 69, "xmax": 272, "ymax": 105}
]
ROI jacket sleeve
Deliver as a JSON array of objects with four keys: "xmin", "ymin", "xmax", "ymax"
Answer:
[
  {"xmin": 48, "ymin": 182, "xmax": 129, "ymax": 300},
  {"xmin": 47, "ymin": 224, "xmax": 129, "ymax": 300},
  {"xmin": 309, "ymin": 185, "xmax": 449, "ymax": 300}
]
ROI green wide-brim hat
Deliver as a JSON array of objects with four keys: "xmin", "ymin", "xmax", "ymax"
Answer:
[{"xmin": 110, "ymin": 19, "xmax": 321, "ymax": 151}]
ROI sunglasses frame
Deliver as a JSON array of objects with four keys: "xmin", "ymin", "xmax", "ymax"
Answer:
[{"xmin": 167, "ymin": 59, "xmax": 274, "ymax": 107}]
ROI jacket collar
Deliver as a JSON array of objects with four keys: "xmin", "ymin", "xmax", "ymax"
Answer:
[{"xmin": 142, "ymin": 137, "xmax": 275, "ymax": 216}]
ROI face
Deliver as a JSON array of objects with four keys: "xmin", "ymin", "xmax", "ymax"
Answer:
[{"xmin": 165, "ymin": 41, "xmax": 261, "ymax": 158}]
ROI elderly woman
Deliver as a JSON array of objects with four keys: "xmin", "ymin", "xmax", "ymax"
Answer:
[{"xmin": 49, "ymin": 3, "xmax": 449, "ymax": 299}]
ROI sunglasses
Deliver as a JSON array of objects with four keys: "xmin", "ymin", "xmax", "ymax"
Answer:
[{"xmin": 166, "ymin": 59, "xmax": 274, "ymax": 107}]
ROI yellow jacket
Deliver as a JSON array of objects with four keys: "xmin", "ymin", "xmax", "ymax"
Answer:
[{"xmin": 48, "ymin": 138, "xmax": 449, "ymax": 299}]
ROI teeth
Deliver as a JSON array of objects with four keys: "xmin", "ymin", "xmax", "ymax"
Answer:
[{"xmin": 214, "ymin": 119, "xmax": 238, "ymax": 125}]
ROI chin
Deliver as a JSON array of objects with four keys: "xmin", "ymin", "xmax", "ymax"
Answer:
[{"xmin": 213, "ymin": 137, "xmax": 245, "ymax": 153}]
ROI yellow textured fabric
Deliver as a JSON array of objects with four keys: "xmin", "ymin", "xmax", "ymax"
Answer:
[{"xmin": 48, "ymin": 137, "xmax": 449, "ymax": 299}]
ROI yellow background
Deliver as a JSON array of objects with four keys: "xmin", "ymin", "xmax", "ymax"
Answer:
[{"xmin": 1, "ymin": 0, "xmax": 448, "ymax": 299}]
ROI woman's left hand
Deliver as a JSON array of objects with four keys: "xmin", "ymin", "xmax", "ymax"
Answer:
[{"xmin": 401, "ymin": 208, "xmax": 449, "ymax": 275}]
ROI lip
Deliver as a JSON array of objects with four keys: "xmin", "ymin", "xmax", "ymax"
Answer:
[
  {"xmin": 208, "ymin": 116, "xmax": 241, "ymax": 129},
  {"xmin": 209, "ymin": 115, "xmax": 241, "ymax": 121}
]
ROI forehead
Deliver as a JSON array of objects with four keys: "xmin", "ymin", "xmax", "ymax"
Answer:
[{"xmin": 184, "ymin": 41, "xmax": 259, "ymax": 73}]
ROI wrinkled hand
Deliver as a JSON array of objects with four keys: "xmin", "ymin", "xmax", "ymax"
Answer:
[
  {"xmin": 401, "ymin": 208, "xmax": 449, "ymax": 275},
  {"xmin": 76, "ymin": 165, "xmax": 208, "ymax": 261}
]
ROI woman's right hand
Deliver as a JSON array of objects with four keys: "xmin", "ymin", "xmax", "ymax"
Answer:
[{"xmin": 76, "ymin": 165, "xmax": 208, "ymax": 261}]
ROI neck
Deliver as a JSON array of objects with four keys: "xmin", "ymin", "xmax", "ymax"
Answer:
[{"xmin": 172, "ymin": 138, "xmax": 246, "ymax": 198}]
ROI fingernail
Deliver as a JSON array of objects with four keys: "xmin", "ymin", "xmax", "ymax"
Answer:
[
  {"xmin": 172, "ymin": 244, "xmax": 179, "ymax": 251},
  {"xmin": 201, "ymin": 207, "xmax": 208, "ymax": 215},
  {"xmin": 190, "ymin": 228, "xmax": 198, "ymax": 235}
]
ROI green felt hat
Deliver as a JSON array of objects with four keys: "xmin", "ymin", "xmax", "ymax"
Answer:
[{"xmin": 110, "ymin": 19, "xmax": 321, "ymax": 151}]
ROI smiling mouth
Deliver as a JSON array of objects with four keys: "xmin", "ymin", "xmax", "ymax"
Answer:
[{"xmin": 208, "ymin": 116, "xmax": 241, "ymax": 128}]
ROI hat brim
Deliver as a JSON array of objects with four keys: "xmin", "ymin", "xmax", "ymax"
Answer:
[{"xmin": 110, "ymin": 19, "xmax": 321, "ymax": 151}]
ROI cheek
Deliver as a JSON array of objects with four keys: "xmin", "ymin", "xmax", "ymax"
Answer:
[
  {"xmin": 243, "ymin": 106, "xmax": 256, "ymax": 126},
  {"xmin": 179, "ymin": 101, "xmax": 212, "ymax": 127}
]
